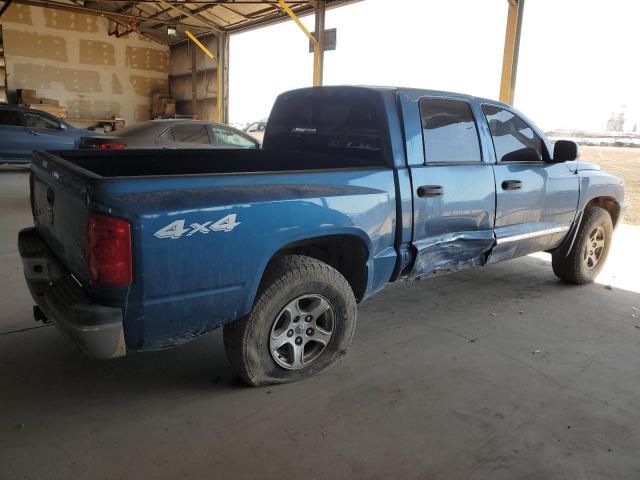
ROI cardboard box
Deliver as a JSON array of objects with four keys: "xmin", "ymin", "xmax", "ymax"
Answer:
[
  {"xmin": 152, "ymin": 92, "xmax": 168, "ymax": 115},
  {"xmin": 113, "ymin": 118, "xmax": 126, "ymax": 130},
  {"xmin": 39, "ymin": 98, "xmax": 60, "ymax": 106},
  {"xmin": 152, "ymin": 93, "xmax": 177, "ymax": 116},
  {"xmin": 17, "ymin": 88, "xmax": 37, "ymax": 104},
  {"xmin": 163, "ymin": 100, "xmax": 176, "ymax": 115}
]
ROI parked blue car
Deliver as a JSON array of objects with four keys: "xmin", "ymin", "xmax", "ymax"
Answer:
[
  {"xmin": 18, "ymin": 86, "xmax": 625, "ymax": 386},
  {"xmin": 0, "ymin": 104, "xmax": 96, "ymax": 164}
]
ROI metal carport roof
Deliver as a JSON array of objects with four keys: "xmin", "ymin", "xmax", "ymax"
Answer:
[{"xmin": 0, "ymin": 0, "xmax": 525, "ymax": 121}]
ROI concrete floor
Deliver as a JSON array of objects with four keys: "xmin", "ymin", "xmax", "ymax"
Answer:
[{"xmin": 1, "ymin": 166, "xmax": 639, "ymax": 479}]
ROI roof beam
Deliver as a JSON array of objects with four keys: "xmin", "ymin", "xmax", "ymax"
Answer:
[
  {"xmin": 11, "ymin": 0, "xmax": 204, "ymax": 28},
  {"xmin": 107, "ymin": 17, "xmax": 165, "ymax": 43},
  {"xmin": 156, "ymin": 0, "xmax": 223, "ymax": 33},
  {"xmin": 0, "ymin": 0, "xmax": 14, "ymax": 17},
  {"xmin": 225, "ymin": 0, "xmax": 359, "ymax": 34}
]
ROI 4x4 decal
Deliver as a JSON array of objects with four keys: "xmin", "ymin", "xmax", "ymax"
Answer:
[{"xmin": 153, "ymin": 214, "xmax": 240, "ymax": 239}]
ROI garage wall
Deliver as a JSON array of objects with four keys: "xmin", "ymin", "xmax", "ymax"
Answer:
[{"xmin": 1, "ymin": 4, "xmax": 169, "ymax": 126}]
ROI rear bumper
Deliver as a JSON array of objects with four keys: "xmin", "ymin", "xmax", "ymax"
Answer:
[{"xmin": 18, "ymin": 227, "xmax": 126, "ymax": 359}]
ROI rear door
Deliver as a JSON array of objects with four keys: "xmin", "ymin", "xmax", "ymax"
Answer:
[
  {"xmin": 0, "ymin": 108, "xmax": 31, "ymax": 161},
  {"xmin": 406, "ymin": 96, "xmax": 496, "ymax": 277},
  {"xmin": 481, "ymin": 104, "xmax": 579, "ymax": 262}
]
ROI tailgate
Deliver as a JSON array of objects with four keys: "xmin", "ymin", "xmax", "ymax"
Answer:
[{"xmin": 30, "ymin": 151, "xmax": 92, "ymax": 283}]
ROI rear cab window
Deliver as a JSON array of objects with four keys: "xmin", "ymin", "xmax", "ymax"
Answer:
[
  {"xmin": 264, "ymin": 88, "xmax": 388, "ymax": 164},
  {"xmin": 419, "ymin": 97, "xmax": 482, "ymax": 163}
]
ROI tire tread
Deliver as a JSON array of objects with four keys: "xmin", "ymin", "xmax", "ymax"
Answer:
[
  {"xmin": 224, "ymin": 255, "xmax": 356, "ymax": 386},
  {"xmin": 552, "ymin": 206, "xmax": 613, "ymax": 284}
]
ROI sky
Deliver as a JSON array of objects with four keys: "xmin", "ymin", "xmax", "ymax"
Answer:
[{"xmin": 229, "ymin": 0, "xmax": 640, "ymax": 132}]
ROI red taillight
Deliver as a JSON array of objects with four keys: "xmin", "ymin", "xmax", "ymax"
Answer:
[
  {"xmin": 86, "ymin": 212, "xmax": 132, "ymax": 286},
  {"xmin": 98, "ymin": 142, "xmax": 126, "ymax": 150}
]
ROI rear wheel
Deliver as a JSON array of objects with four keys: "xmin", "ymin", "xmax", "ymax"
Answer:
[
  {"xmin": 223, "ymin": 255, "xmax": 357, "ymax": 386},
  {"xmin": 552, "ymin": 206, "xmax": 613, "ymax": 284}
]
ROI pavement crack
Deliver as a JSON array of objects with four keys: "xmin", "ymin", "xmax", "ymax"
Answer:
[
  {"xmin": 421, "ymin": 323, "xmax": 483, "ymax": 343},
  {"xmin": 474, "ymin": 341, "xmax": 566, "ymax": 389},
  {"xmin": 0, "ymin": 324, "xmax": 53, "ymax": 336}
]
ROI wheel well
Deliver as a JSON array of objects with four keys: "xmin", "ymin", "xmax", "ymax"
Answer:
[
  {"xmin": 586, "ymin": 196, "xmax": 621, "ymax": 226},
  {"xmin": 264, "ymin": 235, "xmax": 369, "ymax": 302}
]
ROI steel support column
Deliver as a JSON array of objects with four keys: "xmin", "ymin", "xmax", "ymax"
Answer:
[
  {"xmin": 314, "ymin": 0, "xmax": 326, "ymax": 86},
  {"xmin": 191, "ymin": 43, "xmax": 198, "ymax": 118},
  {"xmin": 277, "ymin": 0, "xmax": 320, "ymax": 86},
  {"xmin": 499, "ymin": 0, "xmax": 525, "ymax": 104},
  {"xmin": 217, "ymin": 32, "xmax": 229, "ymax": 123}
]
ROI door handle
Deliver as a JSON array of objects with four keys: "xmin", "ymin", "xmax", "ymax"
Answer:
[
  {"xmin": 417, "ymin": 185, "xmax": 443, "ymax": 197},
  {"xmin": 46, "ymin": 188, "xmax": 55, "ymax": 206},
  {"xmin": 29, "ymin": 130, "xmax": 40, "ymax": 135},
  {"xmin": 501, "ymin": 180, "xmax": 522, "ymax": 190}
]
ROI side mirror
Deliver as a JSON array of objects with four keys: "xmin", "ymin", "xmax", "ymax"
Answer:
[{"xmin": 553, "ymin": 140, "xmax": 580, "ymax": 162}]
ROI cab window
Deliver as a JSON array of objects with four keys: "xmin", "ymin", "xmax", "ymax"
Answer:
[
  {"xmin": 420, "ymin": 98, "xmax": 482, "ymax": 163},
  {"xmin": 482, "ymin": 105, "xmax": 544, "ymax": 162},
  {"xmin": 159, "ymin": 128, "xmax": 174, "ymax": 141},
  {"xmin": 170, "ymin": 124, "xmax": 210, "ymax": 144},
  {"xmin": 0, "ymin": 110, "xmax": 21, "ymax": 126},
  {"xmin": 212, "ymin": 127, "xmax": 257, "ymax": 148},
  {"xmin": 23, "ymin": 112, "xmax": 61, "ymax": 130}
]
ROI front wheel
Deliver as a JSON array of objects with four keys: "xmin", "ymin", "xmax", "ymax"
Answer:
[
  {"xmin": 552, "ymin": 206, "xmax": 613, "ymax": 284},
  {"xmin": 223, "ymin": 255, "xmax": 357, "ymax": 386}
]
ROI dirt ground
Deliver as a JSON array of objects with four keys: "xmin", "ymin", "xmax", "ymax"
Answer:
[{"xmin": 580, "ymin": 146, "xmax": 639, "ymax": 225}]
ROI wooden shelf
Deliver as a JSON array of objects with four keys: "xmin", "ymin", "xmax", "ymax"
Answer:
[{"xmin": 67, "ymin": 118, "xmax": 123, "ymax": 123}]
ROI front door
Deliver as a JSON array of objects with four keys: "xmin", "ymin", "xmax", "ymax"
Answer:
[
  {"xmin": 481, "ymin": 104, "xmax": 579, "ymax": 263},
  {"xmin": 407, "ymin": 96, "xmax": 496, "ymax": 278}
]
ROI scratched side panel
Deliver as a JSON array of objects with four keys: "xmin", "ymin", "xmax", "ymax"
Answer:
[
  {"xmin": 406, "ymin": 164, "xmax": 496, "ymax": 278},
  {"xmin": 93, "ymin": 169, "xmax": 397, "ymax": 350}
]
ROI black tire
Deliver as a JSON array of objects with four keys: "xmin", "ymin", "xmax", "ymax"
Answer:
[
  {"xmin": 552, "ymin": 206, "xmax": 613, "ymax": 284},
  {"xmin": 223, "ymin": 255, "xmax": 357, "ymax": 386}
]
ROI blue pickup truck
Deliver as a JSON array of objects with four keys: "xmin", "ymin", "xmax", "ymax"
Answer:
[{"xmin": 19, "ymin": 86, "xmax": 625, "ymax": 386}]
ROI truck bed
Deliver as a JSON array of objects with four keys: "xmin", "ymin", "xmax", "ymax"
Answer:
[
  {"xmin": 47, "ymin": 147, "xmax": 388, "ymax": 178},
  {"xmin": 29, "ymin": 147, "xmax": 398, "ymax": 351}
]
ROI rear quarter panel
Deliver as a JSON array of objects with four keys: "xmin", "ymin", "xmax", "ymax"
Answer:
[{"xmin": 91, "ymin": 168, "xmax": 397, "ymax": 350}]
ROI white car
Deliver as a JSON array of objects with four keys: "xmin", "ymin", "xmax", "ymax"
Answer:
[{"xmin": 244, "ymin": 121, "xmax": 267, "ymax": 143}]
